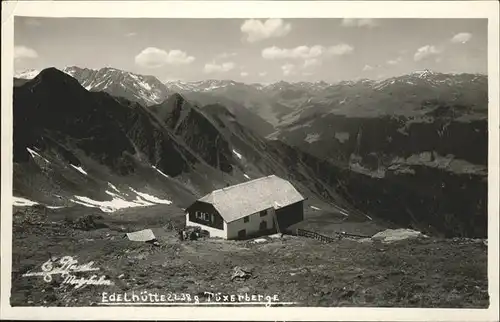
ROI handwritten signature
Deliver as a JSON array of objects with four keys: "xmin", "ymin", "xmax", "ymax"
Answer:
[{"xmin": 22, "ymin": 256, "xmax": 113, "ymax": 289}]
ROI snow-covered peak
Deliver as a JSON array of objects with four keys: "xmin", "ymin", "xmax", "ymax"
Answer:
[
  {"xmin": 165, "ymin": 79, "xmax": 243, "ymax": 92},
  {"xmin": 410, "ymin": 69, "xmax": 437, "ymax": 78},
  {"xmin": 15, "ymin": 69, "xmax": 41, "ymax": 79},
  {"xmin": 59, "ymin": 66, "xmax": 169, "ymax": 105}
]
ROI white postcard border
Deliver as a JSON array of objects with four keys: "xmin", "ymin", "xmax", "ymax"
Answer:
[{"xmin": 1, "ymin": 1, "xmax": 499, "ymax": 321}]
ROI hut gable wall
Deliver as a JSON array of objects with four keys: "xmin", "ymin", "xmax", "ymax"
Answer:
[{"xmin": 186, "ymin": 201, "xmax": 224, "ymax": 230}]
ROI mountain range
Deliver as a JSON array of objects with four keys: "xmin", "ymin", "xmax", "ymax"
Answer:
[
  {"xmin": 15, "ymin": 67, "xmax": 486, "ymax": 128},
  {"xmin": 13, "ymin": 66, "xmax": 488, "ymax": 237}
]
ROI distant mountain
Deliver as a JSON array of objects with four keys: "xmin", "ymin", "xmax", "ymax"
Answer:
[
  {"xmin": 15, "ymin": 69, "xmax": 41, "ymax": 80},
  {"xmin": 19, "ymin": 67, "xmax": 487, "ymax": 127},
  {"xmin": 165, "ymin": 79, "xmax": 295, "ymax": 125},
  {"xmin": 62, "ymin": 66, "xmax": 170, "ymax": 106},
  {"xmin": 15, "ymin": 67, "xmax": 171, "ymax": 106},
  {"xmin": 165, "ymin": 79, "xmax": 245, "ymax": 93},
  {"xmin": 14, "ymin": 68, "xmax": 276, "ymax": 136},
  {"xmin": 162, "ymin": 70, "xmax": 487, "ymax": 127},
  {"xmin": 164, "ymin": 79, "xmax": 332, "ymax": 94},
  {"xmin": 15, "ymin": 68, "xmax": 486, "ymax": 123}
]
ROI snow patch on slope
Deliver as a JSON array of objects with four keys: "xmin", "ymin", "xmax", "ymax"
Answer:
[
  {"xmin": 13, "ymin": 196, "xmax": 39, "ymax": 207},
  {"xmin": 13, "ymin": 196, "xmax": 64, "ymax": 209},
  {"xmin": 129, "ymin": 188, "xmax": 172, "ymax": 205},
  {"xmin": 152, "ymin": 166, "xmax": 170, "ymax": 179},
  {"xmin": 70, "ymin": 164, "xmax": 88, "ymax": 175},
  {"xmin": 27, "ymin": 147, "xmax": 50, "ymax": 163},
  {"xmin": 105, "ymin": 190, "xmax": 124, "ymax": 199},
  {"xmin": 232, "ymin": 149, "xmax": 243, "ymax": 159},
  {"xmin": 69, "ymin": 185, "xmax": 172, "ymax": 213},
  {"xmin": 70, "ymin": 195, "xmax": 153, "ymax": 213},
  {"xmin": 107, "ymin": 182, "xmax": 121, "ymax": 194}
]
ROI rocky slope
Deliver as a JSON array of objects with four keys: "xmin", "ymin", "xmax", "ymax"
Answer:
[
  {"xmin": 149, "ymin": 93, "xmax": 235, "ymax": 172},
  {"xmin": 12, "ymin": 68, "xmax": 228, "ymax": 211},
  {"xmin": 178, "ymin": 91, "xmax": 275, "ymax": 137}
]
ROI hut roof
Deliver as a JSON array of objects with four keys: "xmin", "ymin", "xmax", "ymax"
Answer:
[{"xmin": 197, "ymin": 175, "xmax": 304, "ymax": 223}]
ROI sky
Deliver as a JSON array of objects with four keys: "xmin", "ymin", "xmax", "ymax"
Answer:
[{"xmin": 13, "ymin": 17, "xmax": 487, "ymax": 83}]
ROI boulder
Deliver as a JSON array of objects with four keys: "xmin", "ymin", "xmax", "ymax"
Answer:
[
  {"xmin": 371, "ymin": 228, "xmax": 428, "ymax": 244},
  {"xmin": 126, "ymin": 229, "xmax": 156, "ymax": 242},
  {"xmin": 231, "ymin": 266, "xmax": 253, "ymax": 281}
]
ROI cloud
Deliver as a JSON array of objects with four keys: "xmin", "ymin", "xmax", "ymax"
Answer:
[
  {"xmin": 387, "ymin": 57, "xmax": 403, "ymax": 65},
  {"xmin": 216, "ymin": 52, "xmax": 237, "ymax": 59},
  {"xmin": 125, "ymin": 32, "xmax": 138, "ymax": 37},
  {"xmin": 240, "ymin": 72, "xmax": 249, "ymax": 77},
  {"xmin": 451, "ymin": 32, "xmax": 472, "ymax": 44},
  {"xmin": 204, "ymin": 61, "xmax": 236, "ymax": 74},
  {"xmin": 303, "ymin": 58, "xmax": 321, "ymax": 68},
  {"xmin": 241, "ymin": 18, "xmax": 291, "ymax": 43},
  {"xmin": 263, "ymin": 44, "xmax": 352, "ymax": 77},
  {"xmin": 259, "ymin": 72, "xmax": 268, "ymax": 77},
  {"xmin": 135, "ymin": 47, "xmax": 195, "ymax": 68},
  {"xmin": 262, "ymin": 45, "xmax": 323, "ymax": 60},
  {"xmin": 327, "ymin": 44, "xmax": 354, "ymax": 56},
  {"xmin": 341, "ymin": 18, "xmax": 379, "ymax": 28},
  {"xmin": 413, "ymin": 45, "xmax": 442, "ymax": 62},
  {"xmin": 362, "ymin": 64, "xmax": 374, "ymax": 71},
  {"xmin": 262, "ymin": 44, "xmax": 353, "ymax": 60},
  {"xmin": 281, "ymin": 63, "xmax": 296, "ymax": 76},
  {"xmin": 14, "ymin": 46, "xmax": 38, "ymax": 60}
]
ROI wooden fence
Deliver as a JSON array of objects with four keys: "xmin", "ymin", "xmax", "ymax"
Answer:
[
  {"xmin": 296, "ymin": 228, "xmax": 371, "ymax": 243},
  {"xmin": 296, "ymin": 228, "xmax": 339, "ymax": 243}
]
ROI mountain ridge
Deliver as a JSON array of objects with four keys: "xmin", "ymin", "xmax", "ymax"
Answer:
[{"xmin": 15, "ymin": 66, "xmax": 486, "ymax": 90}]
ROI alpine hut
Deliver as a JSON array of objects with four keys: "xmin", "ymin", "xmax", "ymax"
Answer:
[{"xmin": 185, "ymin": 175, "xmax": 305, "ymax": 239}]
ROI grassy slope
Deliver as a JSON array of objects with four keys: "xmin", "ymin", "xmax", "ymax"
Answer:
[{"xmin": 10, "ymin": 205, "xmax": 488, "ymax": 308}]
